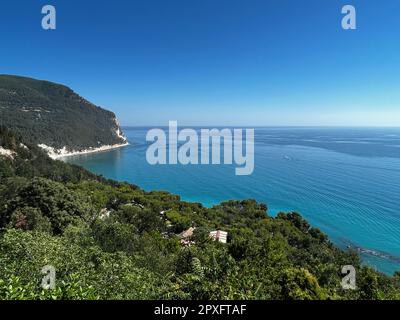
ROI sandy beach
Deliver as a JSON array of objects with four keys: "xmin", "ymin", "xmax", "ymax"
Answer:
[{"xmin": 39, "ymin": 142, "xmax": 130, "ymax": 160}]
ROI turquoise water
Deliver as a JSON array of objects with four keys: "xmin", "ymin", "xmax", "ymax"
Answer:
[{"xmin": 65, "ymin": 127, "xmax": 400, "ymax": 275}]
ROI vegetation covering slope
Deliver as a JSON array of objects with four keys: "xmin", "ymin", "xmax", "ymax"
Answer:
[
  {"xmin": 0, "ymin": 75, "xmax": 126, "ymax": 151},
  {"xmin": 0, "ymin": 127, "xmax": 399, "ymax": 300}
]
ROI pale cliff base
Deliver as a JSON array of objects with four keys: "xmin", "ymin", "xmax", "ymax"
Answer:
[{"xmin": 38, "ymin": 142, "xmax": 130, "ymax": 160}]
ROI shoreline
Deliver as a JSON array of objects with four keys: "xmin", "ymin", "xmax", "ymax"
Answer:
[{"xmin": 39, "ymin": 142, "xmax": 130, "ymax": 160}]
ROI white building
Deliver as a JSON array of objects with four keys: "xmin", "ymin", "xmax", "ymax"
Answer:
[{"xmin": 209, "ymin": 230, "xmax": 228, "ymax": 243}]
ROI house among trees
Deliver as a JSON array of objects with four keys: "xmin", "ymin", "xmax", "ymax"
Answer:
[
  {"xmin": 209, "ymin": 230, "xmax": 228, "ymax": 243},
  {"xmin": 178, "ymin": 227, "xmax": 196, "ymax": 246}
]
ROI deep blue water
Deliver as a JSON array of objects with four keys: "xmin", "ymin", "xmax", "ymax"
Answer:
[{"xmin": 65, "ymin": 127, "xmax": 400, "ymax": 275}]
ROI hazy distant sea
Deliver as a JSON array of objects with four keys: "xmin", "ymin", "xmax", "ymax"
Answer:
[{"xmin": 65, "ymin": 127, "xmax": 400, "ymax": 275}]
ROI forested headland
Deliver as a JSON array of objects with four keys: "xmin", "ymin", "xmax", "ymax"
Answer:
[{"xmin": 0, "ymin": 75, "xmax": 126, "ymax": 152}]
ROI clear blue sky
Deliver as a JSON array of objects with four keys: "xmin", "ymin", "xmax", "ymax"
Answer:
[{"xmin": 1, "ymin": 0, "xmax": 400, "ymax": 126}]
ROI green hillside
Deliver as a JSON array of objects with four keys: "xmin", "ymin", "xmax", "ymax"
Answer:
[{"xmin": 0, "ymin": 75, "xmax": 126, "ymax": 152}]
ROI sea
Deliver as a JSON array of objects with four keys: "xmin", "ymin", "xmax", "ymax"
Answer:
[{"xmin": 64, "ymin": 127, "xmax": 400, "ymax": 275}]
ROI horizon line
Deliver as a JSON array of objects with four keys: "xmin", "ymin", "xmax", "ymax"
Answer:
[{"xmin": 121, "ymin": 125, "xmax": 400, "ymax": 128}]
